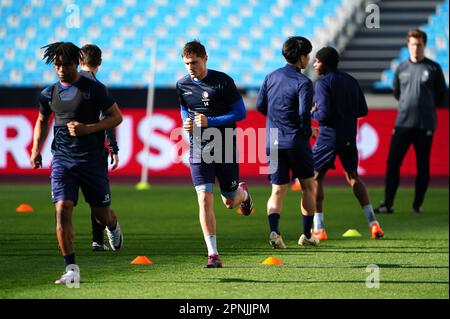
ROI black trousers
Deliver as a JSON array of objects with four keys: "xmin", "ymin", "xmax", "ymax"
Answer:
[{"xmin": 384, "ymin": 127, "xmax": 434, "ymax": 208}]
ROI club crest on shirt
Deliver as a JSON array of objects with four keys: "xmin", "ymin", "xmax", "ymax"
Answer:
[
  {"xmin": 421, "ymin": 70, "xmax": 430, "ymax": 83},
  {"xmin": 202, "ymin": 91, "xmax": 210, "ymax": 106}
]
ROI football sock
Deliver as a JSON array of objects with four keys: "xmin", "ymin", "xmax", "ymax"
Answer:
[
  {"xmin": 303, "ymin": 215, "xmax": 314, "ymax": 239},
  {"xmin": 313, "ymin": 212, "xmax": 324, "ymax": 232},
  {"xmin": 268, "ymin": 213, "xmax": 280, "ymax": 235},
  {"xmin": 363, "ymin": 204, "xmax": 376, "ymax": 225},
  {"xmin": 64, "ymin": 253, "xmax": 75, "ymax": 267},
  {"xmin": 204, "ymin": 235, "xmax": 218, "ymax": 256}
]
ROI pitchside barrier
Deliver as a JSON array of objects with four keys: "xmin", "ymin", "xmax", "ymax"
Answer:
[{"xmin": 0, "ymin": 109, "xmax": 448, "ymax": 178}]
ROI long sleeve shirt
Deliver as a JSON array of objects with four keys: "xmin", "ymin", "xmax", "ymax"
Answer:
[
  {"xmin": 256, "ymin": 64, "xmax": 313, "ymax": 150},
  {"xmin": 393, "ymin": 57, "xmax": 447, "ymax": 130},
  {"xmin": 312, "ymin": 69, "xmax": 368, "ymax": 147}
]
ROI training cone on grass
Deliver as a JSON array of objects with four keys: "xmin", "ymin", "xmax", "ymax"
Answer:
[
  {"xmin": 342, "ymin": 229, "xmax": 362, "ymax": 237},
  {"xmin": 135, "ymin": 182, "xmax": 151, "ymax": 190},
  {"xmin": 290, "ymin": 182, "xmax": 302, "ymax": 191},
  {"xmin": 261, "ymin": 257, "xmax": 283, "ymax": 265},
  {"xmin": 16, "ymin": 204, "xmax": 34, "ymax": 213},
  {"xmin": 130, "ymin": 256, "xmax": 153, "ymax": 265}
]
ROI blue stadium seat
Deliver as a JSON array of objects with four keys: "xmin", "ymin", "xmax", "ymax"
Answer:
[{"xmin": 6, "ymin": 0, "xmax": 440, "ymax": 88}]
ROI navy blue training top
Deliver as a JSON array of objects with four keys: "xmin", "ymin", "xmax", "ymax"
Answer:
[
  {"xmin": 176, "ymin": 69, "xmax": 246, "ymax": 146},
  {"xmin": 312, "ymin": 69, "xmax": 368, "ymax": 147},
  {"xmin": 256, "ymin": 64, "xmax": 313, "ymax": 150},
  {"xmin": 39, "ymin": 75, "xmax": 115, "ymax": 162}
]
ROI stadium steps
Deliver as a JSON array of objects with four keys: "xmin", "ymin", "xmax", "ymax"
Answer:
[
  {"xmin": 340, "ymin": 50, "xmax": 400, "ymax": 60},
  {"xmin": 339, "ymin": 0, "xmax": 444, "ymax": 92},
  {"xmin": 356, "ymin": 25, "xmax": 425, "ymax": 37},
  {"xmin": 339, "ymin": 60, "xmax": 392, "ymax": 71}
]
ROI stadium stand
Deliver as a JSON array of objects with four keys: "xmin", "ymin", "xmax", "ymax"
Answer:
[
  {"xmin": 1, "ymin": 0, "xmax": 447, "ymax": 91},
  {"xmin": 0, "ymin": 0, "xmax": 358, "ymax": 88}
]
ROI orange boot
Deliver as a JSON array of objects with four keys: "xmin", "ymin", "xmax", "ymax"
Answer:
[
  {"xmin": 312, "ymin": 228, "xmax": 328, "ymax": 241},
  {"xmin": 370, "ymin": 221, "xmax": 384, "ymax": 239}
]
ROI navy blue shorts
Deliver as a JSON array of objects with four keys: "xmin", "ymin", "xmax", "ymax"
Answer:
[
  {"xmin": 313, "ymin": 142, "xmax": 359, "ymax": 173},
  {"xmin": 189, "ymin": 140, "xmax": 240, "ymax": 193},
  {"xmin": 189, "ymin": 160, "xmax": 239, "ymax": 193},
  {"xmin": 268, "ymin": 147, "xmax": 314, "ymax": 185},
  {"xmin": 51, "ymin": 159, "xmax": 111, "ymax": 207}
]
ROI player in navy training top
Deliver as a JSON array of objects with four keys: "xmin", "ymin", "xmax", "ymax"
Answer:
[
  {"xmin": 311, "ymin": 47, "xmax": 384, "ymax": 240},
  {"xmin": 257, "ymin": 36, "xmax": 318, "ymax": 249},
  {"xmin": 80, "ymin": 44, "xmax": 120, "ymax": 252},
  {"xmin": 29, "ymin": 42, "xmax": 124, "ymax": 284},
  {"xmin": 176, "ymin": 40, "xmax": 254, "ymax": 268}
]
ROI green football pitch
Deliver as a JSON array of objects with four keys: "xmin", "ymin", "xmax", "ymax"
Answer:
[{"xmin": 0, "ymin": 184, "xmax": 448, "ymax": 299}]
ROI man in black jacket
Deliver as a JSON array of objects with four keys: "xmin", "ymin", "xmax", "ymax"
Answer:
[{"xmin": 375, "ymin": 29, "xmax": 447, "ymax": 214}]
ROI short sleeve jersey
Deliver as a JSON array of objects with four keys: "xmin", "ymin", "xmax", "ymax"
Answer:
[{"xmin": 39, "ymin": 75, "xmax": 115, "ymax": 162}]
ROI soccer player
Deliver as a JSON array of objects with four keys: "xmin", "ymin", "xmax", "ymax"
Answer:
[
  {"xmin": 30, "ymin": 42, "xmax": 124, "ymax": 284},
  {"xmin": 176, "ymin": 40, "xmax": 253, "ymax": 268},
  {"xmin": 374, "ymin": 29, "xmax": 447, "ymax": 214},
  {"xmin": 256, "ymin": 36, "xmax": 318, "ymax": 249},
  {"xmin": 311, "ymin": 47, "xmax": 384, "ymax": 240},
  {"xmin": 80, "ymin": 44, "xmax": 120, "ymax": 251}
]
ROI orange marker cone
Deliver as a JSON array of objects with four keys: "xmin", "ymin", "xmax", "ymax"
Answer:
[
  {"xmin": 130, "ymin": 256, "xmax": 153, "ymax": 265},
  {"xmin": 261, "ymin": 257, "xmax": 283, "ymax": 265},
  {"xmin": 290, "ymin": 180, "xmax": 302, "ymax": 191},
  {"xmin": 16, "ymin": 204, "xmax": 34, "ymax": 213}
]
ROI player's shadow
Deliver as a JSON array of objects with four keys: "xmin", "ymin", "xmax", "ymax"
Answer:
[
  {"xmin": 229, "ymin": 264, "xmax": 448, "ymax": 269},
  {"xmin": 287, "ymin": 264, "xmax": 449, "ymax": 270},
  {"xmin": 87, "ymin": 277, "xmax": 448, "ymax": 285},
  {"xmin": 217, "ymin": 278, "xmax": 449, "ymax": 285},
  {"xmin": 370, "ymin": 264, "xmax": 449, "ymax": 269}
]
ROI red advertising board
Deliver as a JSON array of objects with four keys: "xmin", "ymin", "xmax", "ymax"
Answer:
[{"xmin": 0, "ymin": 108, "xmax": 448, "ymax": 178}]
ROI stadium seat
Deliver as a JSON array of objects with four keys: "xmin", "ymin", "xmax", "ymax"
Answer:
[{"xmin": 0, "ymin": 0, "xmax": 398, "ymax": 87}]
